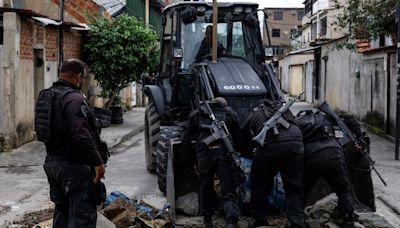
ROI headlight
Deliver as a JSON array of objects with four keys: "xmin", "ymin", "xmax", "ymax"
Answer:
[
  {"xmin": 244, "ymin": 7, "xmax": 253, "ymax": 13},
  {"xmin": 197, "ymin": 6, "xmax": 206, "ymax": 14},
  {"xmin": 233, "ymin": 6, "xmax": 243, "ymax": 14}
]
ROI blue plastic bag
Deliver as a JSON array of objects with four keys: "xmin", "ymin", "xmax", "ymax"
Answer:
[
  {"xmin": 238, "ymin": 157, "xmax": 287, "ymax": 211},
  {"xmin": 104, "ymin": 190, "xmax": 130, "ymax": 208}
]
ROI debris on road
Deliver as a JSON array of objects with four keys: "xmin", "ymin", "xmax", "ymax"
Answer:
[
  {"xmin": 5, "ymin": 191, "xmax": 396, "ymax": 228},
  {"xmin": 305, "ymin": 194, "xmax": 394, "ymax": 228},
  {"xmin": 100, "ymin": 192, "xmax": 174, "ymax": 228},
  {"xmin": 4, "ymin": 208, "xmax": 53, "ymax": 228}
]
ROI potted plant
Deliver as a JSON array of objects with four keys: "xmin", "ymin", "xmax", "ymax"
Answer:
[
  {"xmin": 84, "ymin": 14, "xmax": 159, "ymax": 123},
  {"xmin": 110, "ymin": 96, "xmax": 123, "ymax": 124}
]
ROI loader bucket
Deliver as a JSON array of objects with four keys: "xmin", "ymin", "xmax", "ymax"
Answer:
[{"xmin": 166, "ymin": 142, "xmax": 199, "ymax": 219}]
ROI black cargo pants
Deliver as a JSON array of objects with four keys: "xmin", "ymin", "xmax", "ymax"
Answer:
[
  {"xmin": 197, "ymin": 145, "xmax": 240, "ymax": 221},
  {"xmin": 304, "ymin": 147, "xmax": 354, "ymax": 217},
  {"xmin": 44, "ymin": 157, "xmax": 97, "ymax": 228},
  {"xmin": 250, "ymin": 141, "xmax": 305, "ymax": 227}
]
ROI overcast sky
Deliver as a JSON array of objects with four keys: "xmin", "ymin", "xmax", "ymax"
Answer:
[
  {"xmin": 255, "ymin": 0, "xmax": 304, "ymax": 8},
  {"xmin": 214, "ymin": 0, "xmax": 305, "ymax": 8}
]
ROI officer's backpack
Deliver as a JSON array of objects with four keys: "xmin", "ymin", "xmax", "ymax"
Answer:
[
  {"xmin": 295, "ymin": 111, "xmax": 335, "ymax": 142},
  {"xmin": 34, "ymin": 87, "xmax": 76, "ymax": 143}
]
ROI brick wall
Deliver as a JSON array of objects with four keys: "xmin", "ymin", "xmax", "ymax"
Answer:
[
  {"xmin": 52, "ymin": 0, "xmax": 111, "ymax": 23},
  {"xmin": 19, "ymin": 20, "xmax": 33, "ymax": 60},
  {"xmin": 64, "ymin": 31, "xmax": 82, "ymax": 59},
  {"xmin": 20, "ymin": 21, "xmax": 82, "ymax": 62},
  {"xmin": 45, "ymin": 28, "xmax": 58, "ymax": 61},
  {"xmin": 34, "ymin": 25, "xmax": 45, "ymax": 46}
]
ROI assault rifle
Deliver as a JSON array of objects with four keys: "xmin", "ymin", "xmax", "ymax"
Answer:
[
  {"xmin": 193, "ymin": 63, "xmax": 245, "ymax": 172},
  {"xmin": 253, "ymin": 91, "xmax": 304, "ymax": 146},
  {"xmin": 200, "ymin": 100, "xmax": 246, "ymax": 172},
  {"xmin": 317, "ymin": 101, "xmax": 387, "ymax": 186}
]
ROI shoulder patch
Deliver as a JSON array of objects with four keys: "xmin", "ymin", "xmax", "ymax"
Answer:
[{"xmin": 80, "ymin": 102, "xmax": 89, "ymax": 118}]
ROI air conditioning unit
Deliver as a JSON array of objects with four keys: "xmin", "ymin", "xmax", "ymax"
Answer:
[
  {"xmin": 291, "ymin": 10, "xmax": 296, "ymax": 15},
  {"xmin": 267, "ymin": 11, "xmax": 273, "ymax": 15}
]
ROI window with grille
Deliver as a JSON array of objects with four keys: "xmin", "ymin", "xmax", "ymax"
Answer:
[
  {"xmin": 272, "ymin": 29, "xmax": 280, "ymax": 37},
  {"xmin": 274, "ymin": 11, "xmax": 283, "ymax": 20}
]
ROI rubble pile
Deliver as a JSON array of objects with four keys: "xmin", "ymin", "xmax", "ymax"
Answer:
[
  {"xmin": 100, "ymin": 196, "xmax": 174, "ymax": 228},
  {"xmin": 5, "ymin": 193, "xmax": 396, "ymax": 228},
  {"xmin": 305, "ymin": 194, "xmax": 394, "ymax": 228}
]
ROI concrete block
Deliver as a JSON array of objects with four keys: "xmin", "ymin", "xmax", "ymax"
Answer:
[
  {"xmin": 141, "ymin": 194, "xmax": 166, "ymax": 210},
  {"xmin": 96, "ymin": 212, "xmax": 116, "ymax": 228},
  {"xmin": 176, "ymin": 191, "xmax": 198, "ymax": 216},
  {"xmin": 102, "ymin": 198, "xmax": 134, "ymax": 221}
]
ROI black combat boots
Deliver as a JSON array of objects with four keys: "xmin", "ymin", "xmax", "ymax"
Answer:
[
  {"xmin": 253, "ymin": 219, "xmax": 270, "ymax": 228},
  {"xmin": 204, "ymin": 216, "xmax": 213, "ymax": 228},
  {"xmin": 226, "ymin": 217, "xmax": 238, "ymax": 228},
  {"xmin": 341, "ymin": 213, "xmax": 355, "ymax": 228}
]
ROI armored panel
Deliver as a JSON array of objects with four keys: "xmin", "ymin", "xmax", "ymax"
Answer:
[{"xmin": 204, "ymin": 57, "xmax": 268, "ymax": 96}]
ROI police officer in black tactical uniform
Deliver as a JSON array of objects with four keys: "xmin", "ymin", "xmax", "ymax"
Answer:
[
  {"xmin": 181, "ymin": 97, "xmax": 241, "ymax": 228},
  {"xmin": 241, "ymin": 99, "xmax": 305, "ymax": 228},
  {"xmin": 35, "ymin": 59, "xmax": 107, "ymax": 228},
  {"xmin": 295, "ymin": 111, "xmax": 356, "ymax": 228}
]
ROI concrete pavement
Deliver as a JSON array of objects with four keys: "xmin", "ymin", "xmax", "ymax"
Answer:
[
  {"xmin": 0, "ymin": 107, "xmax": 146, "ymax": 225},
  {"xmin": 1, "ymin": 100, "xmax": 400, "ymax": 226}
]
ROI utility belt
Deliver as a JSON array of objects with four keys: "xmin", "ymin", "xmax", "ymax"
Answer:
[{"xmin": 44, "ymin": 156, "xmax": 106, "ymax": 205}]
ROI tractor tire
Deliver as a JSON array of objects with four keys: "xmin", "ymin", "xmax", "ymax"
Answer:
[
  {"xmin": 156, "ymin": 126, "xmax": 182, "ymax": 193},
  {"xmin": 144, "ymin": 100, "xmax": 160, "ymax": 173}
]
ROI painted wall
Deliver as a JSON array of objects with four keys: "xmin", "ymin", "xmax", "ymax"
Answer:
[
  {"xmin": 15, "ymin": 59, "xmax": 35, "ymax": 146},
  {"xmin": 0, "ymin": 46, "xmax": 3, "ymax": 134},
  {"xmin": 263, "ymin": 8, "xmax": 304, "ymax": 48},
  {"xmin": 1, "ymin": 12, "xmax": 20, "ymax": 150},
  {"xmin": 320, "ymin": 41, "xmax": 396, "ymax": 135},
  {"xmin": 388, "ymin": 53, "xmax": 397, "ymax": 136},
  {"xmin": 0, "ymin": 12, "xmax": 83, "ymax": 151},
  {"xmin": 278, "ymin": 53, "xmax": 314, "ymax": 93}
]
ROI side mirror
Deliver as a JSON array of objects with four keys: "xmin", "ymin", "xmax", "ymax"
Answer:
[
  {"xmin": 181, "ymin": 6, "xmax": 197, "ymax": 24},
  {"xmin": 264, "ymin": 47, "xmax": 273, "ymax": 57},
  {"xmin": 174, "ymin": 48, "xmax": 183, "ymax": 62}
]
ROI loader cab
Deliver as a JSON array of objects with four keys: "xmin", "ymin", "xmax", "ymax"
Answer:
[
  {"xmin": 160, "ymin": 2, "xmax": 264, "ymax": 75},
  {"xmin": 158, "ymin": 2, "xmax": 269, "ymax": 119}
]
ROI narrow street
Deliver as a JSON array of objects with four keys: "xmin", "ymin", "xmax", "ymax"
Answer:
[
  {"xmin": 1, "ymin": 104, "xmax": 400, "ymax": 227},
  {"xmin": 103, "ymin": 131, "xmax": 162, "ymax": 199}
]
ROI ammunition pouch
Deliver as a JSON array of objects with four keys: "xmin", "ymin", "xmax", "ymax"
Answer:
[
  {"xmin": 98, "ymin": 140, "xmax": 110, "ymax": 164},
  {"xmin": 91, "ymin": 181, "xmax": 107, "ymax": 205}
]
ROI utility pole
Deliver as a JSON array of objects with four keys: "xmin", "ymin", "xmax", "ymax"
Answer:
[
  {"xmin": 145, "ymin": 0, "xmax": 150, "ymax": 27},
  {"xmin": 138, "ymin": 0, "xmax": 150, "ymax": 107},
  {"xmin": 212, "ymin": 0, "xmax": 218, "ymax": 63},
  {"xmin": 59, "ymin": 0, "xmax": 64, "ymax": 70},
  {"xmin": 395, "ymin": 5, "xmax": 400, "ymax": 160}
]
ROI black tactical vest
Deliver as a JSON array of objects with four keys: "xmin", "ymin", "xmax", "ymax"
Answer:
[
  {"xmin": 295, "ymin": 112, "xmax": 335, "ymax": 143},
  {"xmin": 35, "ymin": 86, "xmax": 76, "ymax": 143}
]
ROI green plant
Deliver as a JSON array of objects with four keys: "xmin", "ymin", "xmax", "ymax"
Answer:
[
  {"xmin": 84, "ymin": 14, "xmax": 159, "ymax": 108},
  {"xmin": 333, "ymin": 0, "xmax": 396, "ymax": 47}
]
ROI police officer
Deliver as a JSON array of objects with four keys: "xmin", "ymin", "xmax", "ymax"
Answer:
[
  {"xmin": 196, "ymin": 25, "xmax": 225, "ymax": 60},
  {"xmin": 295, "ymin": 111, "xmax": 354, "ymax": 228},
  {"xmin": 181, "ymin": 97, "xmax": 241, "ymax": 228},
  {"xmin": 35, "ymin": 59, "xmax": 107, "ymax": 228},
  {"xmin": 241, "ymin": 99, "xmax": 305, "ymax": 228}
]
